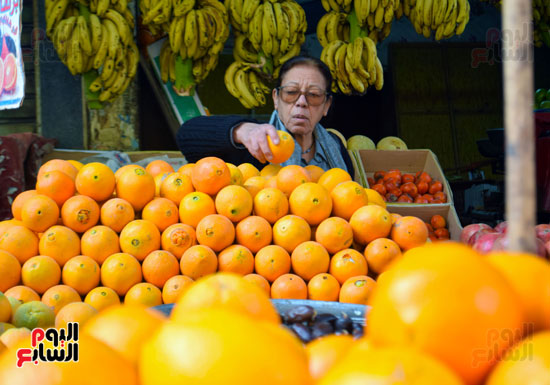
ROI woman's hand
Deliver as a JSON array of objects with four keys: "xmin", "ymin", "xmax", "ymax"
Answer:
[{"xmin": 233, "ymin": 122, "xmax": 281, "ymax": 163}]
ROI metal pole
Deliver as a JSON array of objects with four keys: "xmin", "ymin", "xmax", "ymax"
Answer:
[{"xmin": 503, "ymin": 0, "xmax": 537, "ymax": 253}]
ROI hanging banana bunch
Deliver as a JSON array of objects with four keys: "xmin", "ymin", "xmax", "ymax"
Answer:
[
  {"xmin": 404, "ymin": 0, "xmax": 471, "ymax": 40},
  {"xmin": 317, "ymin": 0, "xmax": 392, "ymax": 95},
  {"xmin": 144, "ymin": 0, "xmax": 230, "ymax": 96},
  {"xmin": 223, "ymin": 0, "xmax": 307, "ymax": 109},
  {"xmin": 46, "ymin": 0, "xmax": 139, "ymax": 104}
]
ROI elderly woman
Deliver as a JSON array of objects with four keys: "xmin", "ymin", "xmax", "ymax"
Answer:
[{"xmin": 176, "ymin": 55, "xmax": 353, "ymax": 174}]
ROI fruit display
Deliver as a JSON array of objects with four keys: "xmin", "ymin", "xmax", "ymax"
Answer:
[
  {"xmin": 403, "ymin": 0, "xmax": 471, "ymax": 40},
  {"xmin": 535, "ymin": 87, "xmax": 550, "ymax": 109},
  {"xmin": 367, "ymin": 168, "xmax": 448, "ymax": 203},
  {"xmin": 45, "ymin": 0, "xmax": 139, "ymax": 103},
  {"xmin": 461, "ymin": 221, "xmax": 550, "ymax": 257},
  {"xmin": 317, "ymin": 0, "xmax": 392, "ymax": 94},
  {"xmin": 140, "ymin": 0, "xmax": 230, "ymax": 96},
  {"xmin": 223, "ymin": 0, "xmax": 307, "ymax": 109}
]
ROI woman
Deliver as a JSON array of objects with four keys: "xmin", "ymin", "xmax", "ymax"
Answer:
[{"xmin": 176, "ymin": 56, "xmax": 353, "ymax": 175}]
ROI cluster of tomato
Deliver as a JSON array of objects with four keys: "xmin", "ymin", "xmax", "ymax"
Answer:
[
  {"xmin": 367, "ymin": 170, "xmax": 448, "ymax": 204},
  {"xmin": 426, "ymin": 214, "xmax": 450, "ymax": 241}
]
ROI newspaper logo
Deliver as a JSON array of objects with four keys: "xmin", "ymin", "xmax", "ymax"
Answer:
[{"xmin": 16, "ymin": 322, "xmax": 79, "ymax": 367}]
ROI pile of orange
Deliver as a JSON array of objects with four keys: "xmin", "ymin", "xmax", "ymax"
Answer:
[
  {"xmin": 0, "ymin": 155, "xmax": 444, "ymax": 314},
  {"xmin": 367, "ymin": 169, "xmax": 448, "ymax": 204}
]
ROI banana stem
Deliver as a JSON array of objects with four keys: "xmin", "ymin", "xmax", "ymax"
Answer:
[
  {"xmin": 83, "ymin": 70, "xmax": 103, "ymax": 109},
  {"xmin": 258, "ymin": 51, "xmax": 274, "ymax": 79},
  {"xmin": 78, "ymin": 3, "xmax": 91, "ymax": 22},
  {"xmin": 173, "ymin": 56, "xmax": 195, "ymax": 96},
  {"xmin": 348, "ymin": 9, "xmax": 368, "ymax": 40}
]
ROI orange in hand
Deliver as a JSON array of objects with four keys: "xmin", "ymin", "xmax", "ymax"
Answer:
[{"xmin": 267, "ymin": 130, "xmax": 295, "ymax": 164}]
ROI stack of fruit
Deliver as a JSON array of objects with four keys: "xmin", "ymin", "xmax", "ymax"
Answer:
[
  {"xmin": 46, "ymin": 0, "xmax": 139, "ymax": 103},
  {"xmin": 403, "ymin": 0, "xmax": 471, "ymax": 40},
  {"xmin": 140, "ymin": 0, "xmax": 230, "ymax": 95},
  {"xmin": 223, "ymin": 0, "xmax": 307, "ymax": 109},
  {"xmin": 367, "ymin": 169, "xmax": 448, "ymax": 203},
  {"xmin": 317, "ymin": 0, "xmax": 389, "ymax": 94},
  {"xmin": 536, "ymin": 87, "xmax": 550, "ymax": 109}
]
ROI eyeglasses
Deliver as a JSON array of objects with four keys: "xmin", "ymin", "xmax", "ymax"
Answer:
[{"xmin": 276, "ymin": 86, "xmax": 330, "ymax": 106}]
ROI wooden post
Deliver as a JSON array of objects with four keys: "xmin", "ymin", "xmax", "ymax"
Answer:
[{"xmin": 503, "ymin": 0, "xmax": 537, "ymax": 253}]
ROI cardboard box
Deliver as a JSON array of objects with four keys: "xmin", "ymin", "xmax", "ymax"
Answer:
[
  {"xmin": 386, "ymin": 204, "xmax": 463, "ymax": 241},
  {"xmin": 349, "ymin": 149, "xmax": 454, "ymax": 206},
  {"xmin": 43, "ymin": 149, "xmax": 185, "ymax": 162}
]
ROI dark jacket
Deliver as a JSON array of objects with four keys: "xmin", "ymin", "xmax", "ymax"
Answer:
[{"xmin": 176, "ymin": 115, "xmax": 354, "ymax": 176}]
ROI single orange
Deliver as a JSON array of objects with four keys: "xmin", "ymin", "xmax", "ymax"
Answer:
[
  {"xmin": 80, "ymin": 225, "xmax": 121, "ymax": 265},
  {"xmin": 179, "ymin": 244, "xmax": 218, "ymax": 280},
  {"xmin": 339, "ymin": 275, "xmax": 376, "ymax": 304},
  {"xmin": 291, "ymin": 241, "xmax": 330, "ymax": 281},
  {"xmin": 260, "ymin": 163, "xmax": 282, "ymax": 178},
  {"xmin": 159, "ymin": 172, "xmax": 194, "ymax": 205},
  {"xmin": 75, "ymin": 162, "xmax": 116, "ymax": 202},
  {"xmin": 238, "ymin": 163, "xmax": 260, "ymax": 181},
  {"xmin": 162, "ymin": 275, "xmax": 194, "ymax": 304},
  {"xmin": 154, "ymin": 172, "xmax": 171, "ymax": 197},
  {"xmin": 172, "ymin": 272, "xmax": 280, "ymax": 323},
  {"xmin": 124, "ymin": 282, "xmax": 163, "ymax": 307},
  {"xmin": 390, "ymin": 216, "xmax": 429, "ymax": 251},
  {"xmin": 4, "ymin": 285, "xmax": 40, "ymax": 303},
  {"xmin": 363, "ymin": 237, "xmax": 402, "ymax": 274},
  {"xmin": 254, "ymin": 244, "xmax": 291, "ymax": 283},
  {"xmin": 178, "ymin": 191, "xmax": 216, "ymax": 228},
  {"xmin": 41, "ymin": 284, "xmax": 82, "ymax": 315},
  {"xmin": 307, "ymin": 273, "xmax": 340, "ymax": 302},
  {"xmin": 217, "ymin": 244, "xmax": 254, "ymax": 275},
  {"xmin": 55, "ymin": 301, "xmax": 98, "ymax": 329},
  {"xmin": 330, "ymin": 181, "xmax": 368, "ymax": 221},
  {"xmin": 141, "ymin": 197, "xmax": 179, "ymax": 232},
  {"xmin": 349, "ymin": 205, "xmax": 392, "ymax": 245},
  {"xmin": 329, "ymin": 249, "xmax": 368, "ymax": 284},
  {"xmin": 364, "ymin": 188, "xmax": 386, "ymax": 208},
  {"xmin": 177, "ymin": 163, "xmax": 195, "ymax": 178},
  {"xmin": 10, "ymin": 190, "xmax": 38, "ymax": 221},
  {"xmin": 35, "ymin": 170, "xmax": 76, "ymax": 207},
  {"xmin": 100, "ymin": 252, "xmax": 143, "ymax": 296},
  {"xmin": 20, "ymin": 194, "xmax": 59, "ymax": 233},
  {"xmin": 315, "ymin": 217, "xmax": 353, "ymax": 254},
  {"xmin": 242, "ymin": 175, "xmax": 267, "ymax": 198},
  {"xmin": 38, "ymin": 159, "xmax": 78, "ymax": 180},
  {"xmin": 226, "ymin": 163, "xmax": 244, "ymax": 185},
  {"xmin": 276, "ymin": 165, "xmax": 311, "ymax": 197},
  {"xmin": 235, "ymin": 215, "xmax": 272, "ymax": 253},
  {"xmin": 305, "ymin": 334, "xmax": 355, "ymax": 382},
  {"xmin": 191, "ymin": 156, "xmax": 231, "ymax": 195},
  {"xmin": 195, "ymin": 214, "xmax": 235, "ymax": 252},
  {"xmin": 99, "ymin": 197, "xmax": 135, "ymax": 233},
  {"xmin": 161, "ymin": 223, "xmax": 197, "ymax": 259},
  {"xmin": 304, "ymin": 164, "xmax": 325, "ymax": 183},
  {"xmin": 84, "ymin": 286, "xmax": 121, "ymax": 312},
  {"xmin": 317, "ymin": 168, "xmax": 352, "ymax": 193},
  {"xmin": 38, "ymin": 225, "xmax": 81, "ymax": 266},
  {"xmin": 0, "ymin": 250, "xmax": 21, "ymax": 292},
  {"xmin": 289, "ymin": 182, "xmax": 332, "ymax": 225},
  {"xmin": 115, "ymin": 166, "xmax": 156, "ymax": 211},
  {"xmin": 61, "ymin": 195, "xmax": 100, "ymax": 233},
  {"xmin": 243, "ymin": 274, "xmax": 271, "ymax": 296},
  {"xmin": 267, "ymin": 130, "xmax": 295, "ymax": 164},
  {"xmin": 0, "ymin": 225, "xmax": 39, "ymax": 264},
  {"xmin": 253, "ymin": 187, "xmax": 289, "ymax": 224},
  {"xmin": 61, "ymin": 255, "xmax": 101, "ymax": 296},
  {"xmin": 271, "ymin": 273, "xmax": 307, "ymax": 299},
  {"xmin": 82, "ymin": 304, "xmax": 166, "ymax": 366},
  {"xmin": 119, "ymin": 219, "xmax": 161, "ymax": 261},
  {"xmin": 272, "ymin": 215, "xmax": 311, "ymax": 253},
  {"xmin": 146, "ymin": 159, "xmax": 175, "ymax": 178},
  {"xmin": 114, "ymin": 163, "xmax": 145, "ymax": 181},
  {"xmin": 214, "ymin": 185, "xmax": 253, "ymax": 222},
  {"xmin": 142, "ymin": 250, "xmax": 180, "ymax": 288}
]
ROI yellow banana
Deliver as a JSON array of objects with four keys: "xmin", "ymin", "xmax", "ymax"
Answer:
[
  {"xmin": 160, "ymin": 41, "xmax": 171, "ymax": 83},
  {"xmin": 242, "ymin": 0, "xmax": 261, "ymax": 32},
  {"xmin": 225, "ymin": 61, "xmax": 245, "ymax": 98},
  {"xmin": 249, "ymin": 4, "xmax": 263, "ymax": 52},
  {"xmin": 89, "ymin": 14, "xmax": 102, "ymax": 54},
  {"xmin": 273, "ymin": 2, "xmax": 285, "ymax": 40},
  {"xmin": 76, "ymin": 16, "xmax": 93, "ymax": 57},
  {"xmin": 345, "ymin": 52, "xmax": 365, "ymax": 93},
  {"xmin": 384, "ymin": 2, "xmax": 395, "ymax": 23},
  {"xmin": 370, "ymin": 0, "xmax": 379, "ymax": 13},
  {"xmin": 126, "ymin": 42, "xmax": 139, "ymax": 78},
  {"xmin": 104, "ymin": 9, "xmax": 132, "ymax": 46},
  {"xmin": 317, "ymin": 13, "xmax": 331, "ymax": 47},
  {"xmin": 415, "ymin": 0, "xmax": 424, "ymax": 25},
  {"xmin": 261, "ymin": 15, "xmax": 273, "ymax": 55},
  {"xmin": 355, "ymin": 0, "xmax": 371, "ymax": 27},
  {"xmin": 88, "ymin": 75, "xmax": 103, "ymax": 93},
  {"xmin": 93, "ymin": 24, "xmax": 109, "ymax": 69},
  {"xmin": 455, "ymin": 2, "xmax": 469, "ymax": 35},
  {"xmin": 248, "ymin": 70, "xmax": 266, "ymax": 106},
  {"xmin": 263, "ymin": 2, "xmax": 277, "ymax": 38},
  {"xmin": 281, "ymin": 1, "xmax": 300, "ymax": 41},
  {"xmin": 423, "ymin": 0, "xmax": 433, "ymax": 27},
  {"xmin": 173, "ymin": 0, "xmax": 195, "ymax": 17},
  {"xmin": 195, "ymin": 9, "xmax": 211, "ymax": 48},
  {"xmin": 46, "ymin": 0, "xmax": 70, "ymax": 36},
  {"xmin": 103, "ymin": 19, "xmax": 120, "ymax": 60},
  {"xmin": 351, "ymin": 37, "xmax": 364, "ymax": 70},
  {"xmin": 375, "ymin": 3, "xmax": 385, "ymax": 28},
  {"xmin": 362, "ymin": 36, "xmax": 376, "ymax": 76},
  {"xmin": 456, "ymin": 0, "xmax": 468, "ymax": 23},
  {"xmin": 184, "ymin": 10, "xmax": 198, "ymax": 57},
  {"xmin": 445, "ymin": 0, "xmax": 456, "ymax": 22},
  {"xmin": 435, "ymin": 0, "xmax": 447, "ymax": 25},
  {"xmin": 234, "ymin": 34, "xmax": 258, "ymax": 62},
  {"xmin": 235, "ymin": 67, "xmax": 259, "ymax": 108},
  {"xmin": 374, "ymin": 57, "xmax": 383, "ymax": 90},
  {"xmin": 96, "ymin": 0, "xmax": 110, "ymax": 17}
]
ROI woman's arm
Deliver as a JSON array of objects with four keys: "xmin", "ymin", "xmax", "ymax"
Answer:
[{"xmin": 176, "ymin": 115, "xmax": 258, "ymax": 163}]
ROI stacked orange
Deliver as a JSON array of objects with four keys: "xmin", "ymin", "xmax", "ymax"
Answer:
[{"xmin": 1, "ymin": 153, "xmax": 442, "ymax": 320}]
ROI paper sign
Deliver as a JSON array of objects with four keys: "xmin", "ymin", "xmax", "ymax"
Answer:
[{"xmin": 0, "ymin": 0, "xmax": 24, "ymax": 110}]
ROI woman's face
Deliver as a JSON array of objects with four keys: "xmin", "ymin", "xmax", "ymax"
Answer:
[{"xmin": 272, "ymin": 65, "xmax": 332, "ymax": 137}]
